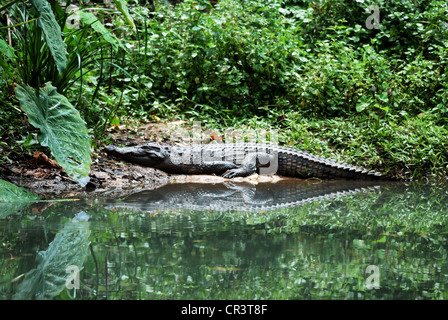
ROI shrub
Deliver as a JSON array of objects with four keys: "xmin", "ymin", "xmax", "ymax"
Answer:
[{"xmin": 123, "ymin": 0, "xmax": 448, "ymax": 122}]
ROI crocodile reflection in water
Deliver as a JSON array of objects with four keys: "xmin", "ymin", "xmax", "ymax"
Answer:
[{"xmin": 106, "ymin": 180, "xmax": 391, "ymax": 213}]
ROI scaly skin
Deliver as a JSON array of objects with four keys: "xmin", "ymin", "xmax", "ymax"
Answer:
[
  {"xmin": 105, "ymin": 180, "xmax": 387, "ymax": 213},
  {"xmin": 104, "ymin": 142, "xmax": 384, "ymax": 180}
]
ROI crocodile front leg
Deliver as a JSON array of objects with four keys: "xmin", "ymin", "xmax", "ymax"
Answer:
[{"xmin": 222, "ymin": 152, "xmax": 276, "ymax": 178}]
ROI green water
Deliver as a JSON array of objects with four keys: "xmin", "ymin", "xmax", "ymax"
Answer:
[{"xmin": 1, "ymin": 181, "xmax": 448, "ymax": 300}]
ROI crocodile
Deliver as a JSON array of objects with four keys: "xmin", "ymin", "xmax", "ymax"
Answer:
[
  {"xmin": 104, "ymin": 142, "xmax": 384, "ymax": 180},
  {"xmin": 105, "ymin": 180, "xmax": 388, "ymax": 213}
]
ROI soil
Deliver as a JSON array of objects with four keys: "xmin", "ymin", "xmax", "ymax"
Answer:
[{"xmin": 0, "ymin": 120, "xmax": 294, "ymax": 199}]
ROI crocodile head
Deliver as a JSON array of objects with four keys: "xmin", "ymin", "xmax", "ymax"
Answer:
[{"xmin": 105, "ymin": 142, "xmax": 168, "ymax": 166}]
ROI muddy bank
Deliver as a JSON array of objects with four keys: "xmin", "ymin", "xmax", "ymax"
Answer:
[
  {"xmin": 0, "ymin": 120, "xmax": 401, "ymax": 199},
  {"xmin": 0, "ymin": 121, "xmax": 172, "ymax": 198},
  {"xmin": 0, "ymin": 120, "xmax": 299, "ymax": 199},
  {"xmin": 0, "ymin": 151, "xmax": 164, "ymax": 198},
  {"xmin": 0, "ymin": 150, "xmax": 298, "ymax": 199}
]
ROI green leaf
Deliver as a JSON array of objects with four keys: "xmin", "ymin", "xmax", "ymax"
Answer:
[
  {"xmin": 0, "ymin": 179, "xmax": 41, "ymax": 202},
  {"xmin": 356, "ymin": 95, "xmax": 371, "ymax": 112},
  {"xmin": 30, "ymin": 0, "xmax": 67, "ymax": 75},
  {"xmin": 110, "ymin": 116, "xmax": 120, "ymax": 126},
  {"xmin": 0, "ymin": 179, "xmax": 41, "ymax": 218},
  {"xmin": 78, "ymin": 10, "xmax": 124, "ymax": 51},
  {"xmin": 373, "ymin": 235, "xmax": 387, "ymax": 243},
  {"xmin": 15, "ymin": 82, "xmax": 92, "ymax": 186},
  {"xmin": 374, "ymin": 103, "xmax": 389, "ymax": 112},
  {"xmin": 0, "ymin": 0, "xmax": 20, "ymax": 14},
  {"xmin": 0, "ymin": 38, "xmax": 16, "ymax": 77},
  {"xmin": 0, "ymin": 38, "xmax": 16, "ymax": 59},
  {"xmin": 377, "ymin": 91, "xmax": 389, "ymax": 104},
  {"xmin": 13, "ymin": 211, "xmax": 91, "ymax": 300},
  {"xmin": 113, "ymin": 0, "xmax": 135, "ymax": 29}
]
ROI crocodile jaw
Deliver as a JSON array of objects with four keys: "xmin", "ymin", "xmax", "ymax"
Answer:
[{"xmin": 105, "ymin": 145, "xmax": 165, "ymax": 167}]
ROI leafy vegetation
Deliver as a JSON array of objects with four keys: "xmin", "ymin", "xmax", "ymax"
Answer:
[
  {"xmin": 13, "ymin": 211, "xmax": 91, "ymax": 300},
  {"xmin": 1, "ymin": 0, "xmax": 448, "ymax": 180},
  {"xmin": 0, "ymin": 0, "xmax": 132, "ymax": 184},
  {"xmin": 15, "ymin": 83, "xmax": 92, "ymax": 186}
]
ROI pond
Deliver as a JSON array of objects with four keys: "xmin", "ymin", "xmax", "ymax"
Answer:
[{"xmin": 1, "ymin": 179, "xmax": 448, "ymax": 300}]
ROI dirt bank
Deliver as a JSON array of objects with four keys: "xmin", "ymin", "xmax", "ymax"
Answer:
[
  {"xmin": 0, "ymin": 121, "xmax": 297, "ymax": 199},
  {"xmin": 0, "ymin": 121, "xmax": 178, "ymax": 198}
]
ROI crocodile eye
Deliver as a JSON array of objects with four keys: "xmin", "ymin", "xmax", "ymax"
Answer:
[
  {"xmin": 140, "ymin": 143, "xmax": 164, "ymax": 160},
  {"xmin": 141, "ymin": 143, "xmax": 161, "ymax": 152}
]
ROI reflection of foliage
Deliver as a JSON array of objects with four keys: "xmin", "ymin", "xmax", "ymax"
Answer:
[
  {"xmin": 13, "ymin": 212, "xmax": 90, "ymax": 300},
  {"xmin": 2, "ymin": 184, "xmax": 448, "ymax": 299},
  {"xmin": 78, "ymin": 183, "xmax": 448, "ymax": 300}
]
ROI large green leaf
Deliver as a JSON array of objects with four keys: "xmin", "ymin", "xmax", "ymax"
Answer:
[
  {"xmin": 0, "ymin": 179, "xmax": 41, "ymax": 218},
  {"xmin": 13, "ymin": 211, "xmax": 91, "ymax": 300},
  {"xmin": 16, "ymin": 82, "xmax": 92, "ymax": 186},
  {"xmin": 0, "ymin": 179, "xmax": 41, "ymax": 202},
  {"xmin": 30, "ymin": 0, "xmax": 67, "ymax": 74}
]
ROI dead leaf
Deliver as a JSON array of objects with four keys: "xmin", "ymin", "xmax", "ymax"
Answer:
[{"xmin": 32, "ymin": 151, "xmax": 62, "ymax": 169}]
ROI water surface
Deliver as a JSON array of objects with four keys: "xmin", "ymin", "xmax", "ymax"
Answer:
[{"xmin": 1, "ymin": 180, "xmax": 448, "ymax": 300}]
